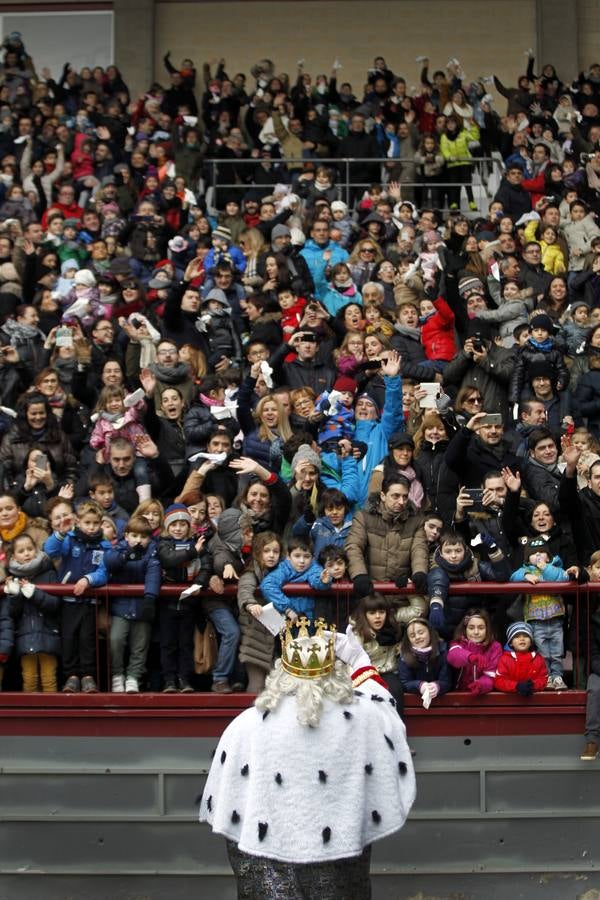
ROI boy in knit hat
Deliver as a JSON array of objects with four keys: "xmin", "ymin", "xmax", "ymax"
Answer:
[
  {"xmin": 315, "ymin": 375, "xmax": 357, "ymax": 447},
  {"xmin": 157, "ymin": 503, "xmax": 212, "ymax": 693},
  {"xmin": 494, "ymin": 621, "xmax": 548, "ymax": 695},
  {"xmin": 509, "ymin": 313, "xmax": 569, "ymax": 404},
  {"xmin": 509, "ymin": 536, "xmax": 578, "ymax": 690},
  {"xmin": 205, "ymin": 225, "xmax": 246, "ymax": 275}
]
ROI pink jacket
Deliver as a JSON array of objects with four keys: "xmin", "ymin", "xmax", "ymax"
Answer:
[
  {"xmin": 447, "ymin": 638, "xmax": 503, "ymax": 693},
  {"xmin": 89, "ymin": 400, "xmax": 148, "ymax": 457}
]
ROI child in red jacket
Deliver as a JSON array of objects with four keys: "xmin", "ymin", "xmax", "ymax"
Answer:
[
  {"xmin": 419, "ymin": 295, "xmax": 457, "ymax": 373},
  {"xmin": 495, "ymin": 621, "xmax": 548, "ymax": 696}
]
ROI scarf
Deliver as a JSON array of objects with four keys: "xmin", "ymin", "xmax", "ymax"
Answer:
[
  {"xmin": 53, "ymin": 357, "xmax": 76, "ymax": 391},
  {"xmin": 528, "ymin": 337, "xmax": 553, "ymax": 352},
  {"xmin": 413, "ymin": 646, "xmax": 432, "ymax": 662},
  {"xmin": 2, "ymin": 318, "xmax": 44, "ymax": 345},
  {"xmin": 149, "ymin": 361, "xmax": 190, "ymax": 384},
  {"xmin": 394, "ymin": 323, "xmax": 421, "ymax": 341},
  {"xmin": 46, "ymin": 387, "xmax": 67, "ymax": 413},
  {"xmin": 100, "ymin": 410, "xmax": 123, "ymax": 423},
  {"xmin": 200, "ymin": 392, "xmax": 223, "ymax": 408},
  {"xmin": 7, "ymin": 550, "xmax": 48, "ymax": 579},
  {"xmin": 474, "ymin": 434, "xmax": 505, "ymax": 461},
  {"xmin": 374, "ymin": 622, "xmax": 399, "ymax": 647},
  {"xmin": 139, "ymin": 336, "xmax": 157, "ymax": 369},
  {"xmin": 331, "ymin": 279, "xmax": 355, "ymax": 293},
  {"xmin": 0, "ymin": 510, "xmax": 29, "ymax": 543}
]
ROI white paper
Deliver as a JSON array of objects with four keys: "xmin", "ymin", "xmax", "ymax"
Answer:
[
  {"xmin": 260, "ymin": 359, "xmax": 274, "ymax": 389},
  {"xmin": 419, "ymin": 382, "xmax": 440, "ymax": 408},
  {"xmin": 258, "ymin": 603, "xmax": 286, "ymax": 636},
  {"xmin": 124, "ymin": 388, "xmax": 145, "ymax": 408},
  {"xmin": 187, "ymin": 451, "xmax": 228, "ymax": 464},
  {"xmin": 179, "ymin": 583, "xmax": 202, "ymax": 600}
]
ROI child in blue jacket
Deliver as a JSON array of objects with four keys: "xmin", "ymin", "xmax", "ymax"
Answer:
[
  {"xmin": 260, "ymin": 537, "xmax": 331, "ymax": 620},
  {"xmin": 105, "ymin": 516, "xmax": 162, "ymax": 694},
  {"xmin": 44, "ymin": 499, "xmax": 111, "ymax": 694},
  {"xmin": 292, "ymin": 488, "xmax": 353, "ymax": 559}
]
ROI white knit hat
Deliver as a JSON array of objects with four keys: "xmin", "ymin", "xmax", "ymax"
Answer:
[{"xmin": 74, "ymin": 269, "xmax": 96, "ymax": 287}]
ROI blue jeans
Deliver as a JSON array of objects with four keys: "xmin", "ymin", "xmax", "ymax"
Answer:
[
  {"xmin": 208, "ymin": 606, "xmax": 241, "ymax": 683},
  {"xmin": 530, "ymin": 617, "xmax": 564, "ymax": 679}
]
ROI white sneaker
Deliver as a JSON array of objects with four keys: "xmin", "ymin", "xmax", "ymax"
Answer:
[
  {"xmin": 111, "ymin": 675, "xmax": 125, "ymax": 693},
  {"xmin": 552, "ymin": 675, "xmax": 568, "ymax": 691},
  {"xmin": 545, "ymin": 676, "xmax": 554, "ymax": 690},
  {"xmin": 125, "ymin": 676, "xmax": 139, "ymax": 693}
]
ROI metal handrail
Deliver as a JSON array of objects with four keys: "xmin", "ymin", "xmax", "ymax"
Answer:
[{"xmin": 203, "ymin": 155, "xmax": 503, "ymax": 210}]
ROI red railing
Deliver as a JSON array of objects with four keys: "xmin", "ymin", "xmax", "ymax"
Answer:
[
  {"xmin": 29, "ymin": 578, "xmax": 596, "ymax": 689},
  {"xmin": 0, "ymin": 580, "xmax": 592, "ymax": 737}
]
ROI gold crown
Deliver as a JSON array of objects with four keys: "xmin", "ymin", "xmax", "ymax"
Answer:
[{"xmin": 281, "ymin": 616, "xmax": 337, "ymax": 679}]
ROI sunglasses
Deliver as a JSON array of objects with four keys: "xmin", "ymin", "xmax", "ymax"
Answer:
[{"xmin": 361, "ymin": 247, "xmax": 376, "ymax": 253}]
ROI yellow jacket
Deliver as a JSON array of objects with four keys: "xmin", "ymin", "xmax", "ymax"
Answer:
[{"xmin": 524, "ymin": 218, "xmax": 566, "ymax": 275}]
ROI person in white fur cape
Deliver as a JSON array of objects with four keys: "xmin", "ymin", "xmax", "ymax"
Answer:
[{"xmin": 199, "ymin": 606, "xmax": 416, "ymax": 899}]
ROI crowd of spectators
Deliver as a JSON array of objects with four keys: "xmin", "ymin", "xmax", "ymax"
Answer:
[{"xmin": 0, "ymin": 33, "xmax": 600, "ymax": 726}]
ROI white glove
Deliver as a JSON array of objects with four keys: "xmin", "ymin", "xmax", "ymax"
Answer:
[
  {"xmin": 333, "ymin": 624, "xmax": 371, "ymax": 671},
  {"xmin": 326, "ymin": 389, "xmax": 344, "ymax": 416},
  {"xmin": 332, "ymin": 58, "xmax": 342, "ymax": 70},
  {"xmin": 20, "ymin": 582, "xmax": 35, "ymax": 599},
  {"xmin": 3, "ymin": 578, "xmax": 20, "ymax": 596}
]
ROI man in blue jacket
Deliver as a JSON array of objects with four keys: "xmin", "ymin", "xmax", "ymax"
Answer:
[{"xmin": 300, "ymin": 219, "xmax": 348, "ymax": 300}]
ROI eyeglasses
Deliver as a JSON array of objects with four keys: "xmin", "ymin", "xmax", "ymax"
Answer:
[
  {"xmin": 123, "ymin": 282, "xmax": 137, "ymax": 290},
  {"xmin": 466, "ymin": 396, "xmax": 483, "ymax": 404}
]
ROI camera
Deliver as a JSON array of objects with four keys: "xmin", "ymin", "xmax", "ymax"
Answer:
[
  {"xmin": 581, "ymin": 152, "xmax": 595, "ymax": 164},
  {"xmin": 471, "ymin": 333, "xmax": 484, "ymax": 352}
]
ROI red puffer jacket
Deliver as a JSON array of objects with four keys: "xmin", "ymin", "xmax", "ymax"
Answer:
[
  {"xmin": 420, "ymin": 296, "xmax": 457, "ymax": 362},
  {"xmin": 494, "ymin": 650, "xmax": 547, "ymax": 693}
]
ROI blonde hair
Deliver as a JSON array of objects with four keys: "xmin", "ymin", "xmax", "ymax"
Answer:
[
  {"xmin": 180, "ymin": 344, "xmax": 207, "ymax": 379},
  {"xmin": 334, "ymin": 330, "xmax": 364, "ymax": 364},
  {"xmin": 94, "ymin": 384, "xmax": 125, "ymax": 414},
  {"xmin": 254, "ymin": 394, "xmax": 293, "ymax": 443},
  {"xmin": 133, "ymin": 498, "xmax": 165, "ymax": 528},
  {"xmin": 239, "ymin": 227, "xmax": 266, "ymax": 258}
]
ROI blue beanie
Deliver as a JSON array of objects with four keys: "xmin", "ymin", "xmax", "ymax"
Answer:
[{"xmin": 506, "ymin": 621, "xmax": 534, "ymax": 646}]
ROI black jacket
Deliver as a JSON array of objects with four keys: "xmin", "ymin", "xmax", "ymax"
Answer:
[
  {"xmin": 7, "ymin": 554, "xmax": 60, "ymax": 657},
  {"xmin": 444, "ymin": 427, "xmax": 521, "ymax": 488}
]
